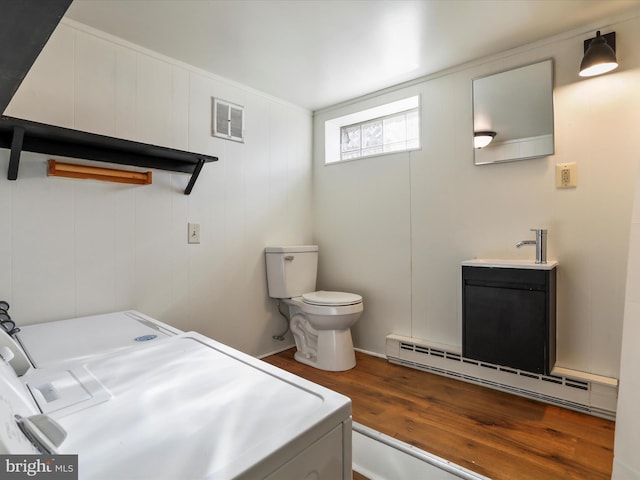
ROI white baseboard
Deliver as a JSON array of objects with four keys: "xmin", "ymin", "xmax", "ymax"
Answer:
[
  {"xmin": 354, "ymin": 347, "xmax": 386, "ymax": 359},
  {"xmin": 258, "ymin": 342, "xmax": 296, "ymax": 359}
]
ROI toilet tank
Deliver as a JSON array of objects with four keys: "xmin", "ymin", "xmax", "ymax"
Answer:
[{"xmin": 265, "ymin": 245, "xmax": 318, "ymax": 299}]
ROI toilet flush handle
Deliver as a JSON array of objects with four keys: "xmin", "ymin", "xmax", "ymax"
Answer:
[{"xmin": 284, "ymin": 255, "xmax": 294, "ymax": 261}]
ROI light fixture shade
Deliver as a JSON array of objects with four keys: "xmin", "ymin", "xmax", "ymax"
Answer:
[
  {"xmin": 579, "ymin": 31, "xmax": 618, "ymax": 77},
  {"xmin": 474, "ymin": 131, "xmax": 496, "ymax": 149}
]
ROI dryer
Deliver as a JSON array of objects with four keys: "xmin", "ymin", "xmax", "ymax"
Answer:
[{"xmin": 0, "ymin": 311, "xmax": 353, "ymax": 479}]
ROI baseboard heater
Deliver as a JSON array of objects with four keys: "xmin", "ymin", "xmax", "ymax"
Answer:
[{"xmin": 386, "ymin": 334, "xmax": 617, "ymax": 421}]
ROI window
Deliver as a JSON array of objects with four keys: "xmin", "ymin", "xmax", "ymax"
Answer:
[
  {"xmin": 325, "ymin": 96, "xmax": 420, "ymax": 164},
  {"xmin": 340, "ymin": 109, "xmax": 419, "ymax": 161}
]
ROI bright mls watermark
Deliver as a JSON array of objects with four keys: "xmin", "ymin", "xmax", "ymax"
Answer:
[{"xmin": 0, "ymin": 455, "xmax": 77, "ymax": 479}]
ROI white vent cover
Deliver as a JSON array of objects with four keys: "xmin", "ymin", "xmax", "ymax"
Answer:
[
  {"xmin": 386, "ymin": 334, "xmax": 618, "ymax": 420},
  {"xmin": 212, "ymin": 98, "xmax": 244, "ymax": 142}
]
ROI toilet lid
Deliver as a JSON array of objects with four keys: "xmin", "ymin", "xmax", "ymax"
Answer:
[{"xmin": 302, "ymin": 291, "xmax": 362, "ymax": 306}]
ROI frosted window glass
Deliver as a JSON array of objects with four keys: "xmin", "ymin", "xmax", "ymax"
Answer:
[
  {"xmin": 362, "ymin": 120, "xmax": 383, "ymax": 148},
  {"xmin": 341, "ymin": 125, "xmax": 361, "ymax": 155},
  {"xmin": 339, "ymin": 107, "xmax": 419, "ymax": 161}
]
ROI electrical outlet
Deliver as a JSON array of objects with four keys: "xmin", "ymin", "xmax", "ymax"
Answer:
[
  {"xmin": 188, "ymin": 223, "xmax": 200, "ymax": 244},
  {"xmin": 556, "ymin": 162, "xmax": 577, "ymax": 189}
]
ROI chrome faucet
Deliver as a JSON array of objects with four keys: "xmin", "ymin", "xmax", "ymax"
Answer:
[{"xmin": 516, "ymin": 229, "xmax": 547, "ymax": 264}]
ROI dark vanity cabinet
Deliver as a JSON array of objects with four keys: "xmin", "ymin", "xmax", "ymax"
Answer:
[{"xmin": 462, "ymin": 264, "xmax": 556, "ymax": 375}]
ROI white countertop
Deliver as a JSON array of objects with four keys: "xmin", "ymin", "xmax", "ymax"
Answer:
[{"xmin": 462, "ymin": 259, "xmax": 559, "ymax": 270}]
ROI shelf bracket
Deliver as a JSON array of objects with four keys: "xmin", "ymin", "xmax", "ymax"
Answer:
[
  {"xmin": 8, "ymin": 126, "xmax": 24, "ymax": 180},
  {"xmin": 184, "ymin": 159, "xmax": 206, "ymax": 195}
]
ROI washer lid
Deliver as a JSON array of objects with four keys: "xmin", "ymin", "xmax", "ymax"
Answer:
[{"xmin": 302, "ymin": 291, "xmax": 362, "ymax": 306}]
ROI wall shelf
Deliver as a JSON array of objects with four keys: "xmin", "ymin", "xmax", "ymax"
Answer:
[{"xmin": 0, "ymin": 116, "xmax": 217, "ymax": 194}]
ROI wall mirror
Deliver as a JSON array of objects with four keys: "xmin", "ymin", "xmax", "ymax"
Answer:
[{"xmin": 473, "ymin": 59, "xmax": 554, "ymax": 165}]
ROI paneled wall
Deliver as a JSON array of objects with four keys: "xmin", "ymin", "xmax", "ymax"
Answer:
[
  {"xmin": 313, "ymin": 13, "xmax": 640, "ymax": 380},
  {"xmin": 615, "ymin": 168, "xmax": 640, "ymax": 478},
  {"xmin": 0, "ymin": 19, "xmax": 311, "ymax": 356}
]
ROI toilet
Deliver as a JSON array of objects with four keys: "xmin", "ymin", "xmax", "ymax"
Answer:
[{"xmin": 265, "ymin": 245, "xmax": 363, "ymax": 371}]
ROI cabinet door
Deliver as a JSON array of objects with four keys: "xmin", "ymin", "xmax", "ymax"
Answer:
[{"xmin": 464, "ymin": 284, "xmax": 547, "ymax": 373}]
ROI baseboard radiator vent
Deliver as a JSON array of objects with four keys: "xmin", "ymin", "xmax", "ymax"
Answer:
[{"xmin": 386, "ymin": 334, "xmax": 617, "ymax": 421}]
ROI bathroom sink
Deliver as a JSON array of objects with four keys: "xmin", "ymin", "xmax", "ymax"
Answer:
[{"xmin": 462, "ymin": 259, "xmax": 559, "ymax": 270}]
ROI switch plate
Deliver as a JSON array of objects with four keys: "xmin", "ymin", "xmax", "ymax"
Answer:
[
  {"xmin": 188, "ymin": 223, "xmax": 200, "ymax": 244},
  {"xmin": 556, "ymin": 162, "xmax": 577, "ymax": 189}
]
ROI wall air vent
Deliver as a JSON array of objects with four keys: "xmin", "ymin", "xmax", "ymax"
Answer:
[
  {"xmin": 386, "ymin": 334, "xmax": 618, "ymax": 420},
  {"xmin": 212, "ymin": 98, "xmax": 244, "ymax": 142}
]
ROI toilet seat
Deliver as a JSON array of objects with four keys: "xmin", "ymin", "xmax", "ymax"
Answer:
[{"xmin": 301, "ymin": 291, "xmax": 362, "ymax": 307}]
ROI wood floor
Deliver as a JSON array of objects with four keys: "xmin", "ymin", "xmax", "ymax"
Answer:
[{"xmin": 263, "ymin": 349, "xmax": 615, "ymax": 480}]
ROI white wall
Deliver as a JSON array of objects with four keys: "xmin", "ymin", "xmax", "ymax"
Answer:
[
  {"xmin": 614, "ymin": 153, "xmax": 640, "ymax": 478},
  {"xmin": 0, "ymin": 19, "xmax": 311, "ymax": 356},
  {"xmin": 313, "ymin": 12, "xmax": 640, "ymax": 380}
]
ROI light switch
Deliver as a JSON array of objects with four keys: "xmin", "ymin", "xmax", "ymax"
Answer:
[
  {"xmin": 188, "ymin": 223, "xmax": 200, "ymax": 244},
  {"xmin": 556, "ymin": 162, "xmax": 577, "ymax": 189}
]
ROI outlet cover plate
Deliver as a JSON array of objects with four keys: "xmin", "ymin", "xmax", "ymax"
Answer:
[{"xmin": 556, "ymin": 162, "xmax": 577, "ymax": 189}]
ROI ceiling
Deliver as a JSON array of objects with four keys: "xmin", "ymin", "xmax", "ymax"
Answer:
[{"xmin": 64, "ymin": 0, "xmax": 640, "ymax": 111}]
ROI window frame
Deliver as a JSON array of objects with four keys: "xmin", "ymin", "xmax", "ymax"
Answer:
[{"xmin": 324, "ymin": 95, "xmax": 421, "ymax": 165}]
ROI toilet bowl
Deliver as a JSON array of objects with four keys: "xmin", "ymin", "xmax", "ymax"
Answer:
[
  {"xmin": 285, "ymin": 291, "xmax": 363, "ymax": 371},
  {"xmin": 264, "ymin": 246, "xmax": 364, "ymax": 372}
]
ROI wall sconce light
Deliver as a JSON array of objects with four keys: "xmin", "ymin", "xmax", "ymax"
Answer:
[
  {"xmin": 579, "ymin": 31, "xmax": 617, "ymax": 77},
  {"xmin": 474, "ymin": 131, "xmax": 496, "ymax": 149}
]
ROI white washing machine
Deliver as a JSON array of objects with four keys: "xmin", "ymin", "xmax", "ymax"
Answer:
[
  {"xmin": 0, "ymin": 315, "xmax": 353, "ymax": 479},
  {"xmin": 0, "ymin": 310, "xmax": 182, "ymax": 375},
  {"xmin": 14, "ymin": 310, "xmax": 182, "ymax": 369}
]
